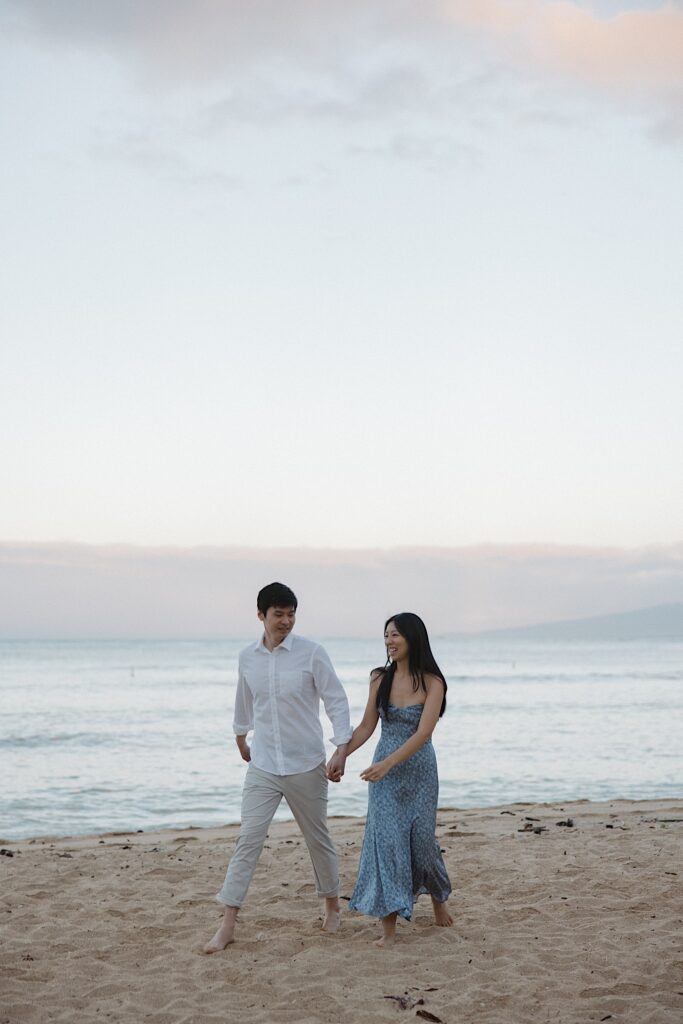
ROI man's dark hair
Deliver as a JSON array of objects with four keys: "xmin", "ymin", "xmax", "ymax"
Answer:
[{"xmin": 257, "ymin": 582, "xmax": 298, "ymax": 615}]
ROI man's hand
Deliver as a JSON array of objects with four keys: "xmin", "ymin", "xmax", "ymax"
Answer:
[
  {"xmin": 236, "ymin": 736, "xmax": 251, "ymax": 763},
  {"xmin": 326, "ymin": 750, "xmax": 346, "ymax": 783}
]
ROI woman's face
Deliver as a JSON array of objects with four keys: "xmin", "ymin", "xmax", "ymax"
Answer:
[{"xmin": 384, "ymin": 621, "xmax": 409, "ymax": 663}]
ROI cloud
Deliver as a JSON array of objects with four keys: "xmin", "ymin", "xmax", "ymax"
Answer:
[
  {"xmin": 648, "ymin": 100, "xmax": 683, "ymax": 142},
  {"xmin": 2, "ymin": 1, "xmax": 403, "ymax": 77},
  {"xmin": 348, "ymin": 131, "xmax": 483, "ymax": 170},
  {"xmin": 89, "ymin": 127, "xmax": 245, "ymax": 190},
  {"xmin": 5, "ymin": 2, "xmax": 681, "ymax": 96},
  {"xmin": 1, "ymin": 541, "xmax": 682, "ymax": 638},
  {"xmin": 196, "ymin": 66, "xmax": 439, "ymax": 128},
  {"xmin": 440, "ymin": 1, "xmax": 683, "ymax": 93},
  {"xmin": 3, "ymin": 1, "xmax": 681, "ymax": 192}
]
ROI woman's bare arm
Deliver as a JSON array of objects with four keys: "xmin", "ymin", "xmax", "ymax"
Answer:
[
  {"xmin": 360, "ymin": 675, "xmax": 444, "ymax": 783},
  {"xmin": 327, "ymin": 671, "xmax": 381, "ymax": 781}
]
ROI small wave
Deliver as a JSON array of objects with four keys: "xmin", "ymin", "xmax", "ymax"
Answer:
[
  {"xmin": 452, "ymin": 671, "xmax": 682, "ymax": 684},
  {"xmin": 0, "ymin": 732, "xmax": 109, "ymax": 749}
]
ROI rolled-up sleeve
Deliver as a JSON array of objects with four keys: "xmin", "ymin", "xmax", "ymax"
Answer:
[
  {"xmin": 311, "ymin": 645, "xmax": 352, "ymax": 746},
  {"xmin": 232, "ymin": 660, "xmax": 254, "ymax": 735}
]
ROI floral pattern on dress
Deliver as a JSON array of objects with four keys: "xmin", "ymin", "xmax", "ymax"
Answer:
[{"xmin": 349, "ymin": 704, "xmax": 452, "ymax": 920}]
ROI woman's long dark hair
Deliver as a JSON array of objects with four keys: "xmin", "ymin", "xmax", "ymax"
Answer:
[{"xmin": 375, "ymin": 612, "xmax": 447, "ymax": 718}]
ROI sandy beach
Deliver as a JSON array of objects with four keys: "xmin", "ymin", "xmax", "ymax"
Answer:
[{"xmin": 1, "ymin": 798, "xmax": 681, "ymax": 1024}]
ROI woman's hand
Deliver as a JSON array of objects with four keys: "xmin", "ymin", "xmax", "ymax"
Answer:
[{"xmin": 360, "ymin": 760, "xmax": 391, "ymax": 783}]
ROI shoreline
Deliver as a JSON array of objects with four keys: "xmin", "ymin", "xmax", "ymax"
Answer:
[
  {"xmin": 2, "ymin": 798, "xmax": 682, "ymax": 1023},
  {"xmin": 3, "ymin": 793, "xmax": 681, "ymax": 847}
]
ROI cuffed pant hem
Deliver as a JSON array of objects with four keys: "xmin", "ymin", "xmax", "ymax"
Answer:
[
  {"xmin": 316, "ymin": 885, "xmax": 340, "ymax": 898},
  {"xmin": 215, "ymin": 893, "xmax": 241, "ymax": 908}
]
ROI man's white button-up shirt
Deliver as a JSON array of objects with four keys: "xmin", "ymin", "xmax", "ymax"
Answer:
[{"xmin": 232, "ymin": 633, "xmax": 352, "ymax": 776}]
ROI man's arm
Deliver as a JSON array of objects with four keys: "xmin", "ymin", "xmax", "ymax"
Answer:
[
  {"xmin": 311, "ymin": 645, "xmax": 352, "ymax": 779},
  {"xmin": 233, "ymin": 659, "xmax": 253, "ymax": 762}
]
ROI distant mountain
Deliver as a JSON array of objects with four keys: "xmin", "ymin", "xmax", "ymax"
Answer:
[{"xmin": 477, "ymin": 603, "xmax": 683, "ymax": 641}]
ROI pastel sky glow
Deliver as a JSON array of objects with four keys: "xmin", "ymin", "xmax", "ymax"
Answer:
[
  {"xmin": 2, "ymin": 541, "xmax": 682, "ymax": 637},
  {"xmin": 1, "ymin": 1, "xmax": 682, "ymax": 551}
]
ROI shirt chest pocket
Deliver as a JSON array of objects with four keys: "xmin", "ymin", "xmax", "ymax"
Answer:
[{"xmin": 277, "ymin": 670, "xmax": 305, "ymax": 694}]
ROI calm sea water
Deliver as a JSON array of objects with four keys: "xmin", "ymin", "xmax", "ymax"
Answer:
[{"xmin": 2, "ymin": 637, "xmax": 682, "ymax": 840}]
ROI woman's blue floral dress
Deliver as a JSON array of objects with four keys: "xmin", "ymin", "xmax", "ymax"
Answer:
[{"xmin": 349, "ymin": 704, "xmax": 451, "ymax": 920}]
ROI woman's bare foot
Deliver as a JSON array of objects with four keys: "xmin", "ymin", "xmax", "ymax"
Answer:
[
  {"xmin": 322, "ymin": 896, "xmax": 342, "ymax": 933},
  {"xmin": 374, "ymin": 911, "xmax": 397, "ymax": 947},
  {"xmin": 431, "ymin": 896, "xmax": 453, "ymax": 927},
  {"xmin": 204, "ymin": 906, "xmax": 238, "ymax": 953}
]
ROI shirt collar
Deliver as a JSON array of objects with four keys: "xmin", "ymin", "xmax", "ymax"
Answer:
[{"xmin": 254, "ymin": 631, "xmax": 295, "ymax": 653}]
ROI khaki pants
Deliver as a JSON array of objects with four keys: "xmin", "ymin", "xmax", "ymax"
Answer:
[{"xmin": 216, "ymin": 762, "xmax": 339, "ymax": 907}]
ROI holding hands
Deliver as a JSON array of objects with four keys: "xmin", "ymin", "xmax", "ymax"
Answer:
[{"xmin": 326, "ymin": 749, "xmax": 347, "ymax": 783}]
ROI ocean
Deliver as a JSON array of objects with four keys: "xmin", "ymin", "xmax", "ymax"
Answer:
[{"xmin": 2, "ymin": 637, "xmax": 682, "ymax": 840}]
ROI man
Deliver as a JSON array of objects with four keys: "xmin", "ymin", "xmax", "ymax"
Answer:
[{"xmin": 204, "ymin": 581, "xmax": 351, "ymax": 952}]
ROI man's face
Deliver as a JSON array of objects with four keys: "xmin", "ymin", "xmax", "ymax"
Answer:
[{"xmin": 259, "ymin": 605, "xmax": 296, "ymax": 645}]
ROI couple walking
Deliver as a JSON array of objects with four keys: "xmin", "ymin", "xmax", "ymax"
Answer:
[{"xmin": 205, "ymin": 581, "xmax": 452, "ymax": 952}]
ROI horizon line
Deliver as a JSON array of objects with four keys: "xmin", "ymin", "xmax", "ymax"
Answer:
[
  {"xmin": 2, "ymin": 599, "xmax": 681, "ymax": 643},
  {"xmin": 2, "ymin": 539, "xmax": 682, "ymax": 554}
]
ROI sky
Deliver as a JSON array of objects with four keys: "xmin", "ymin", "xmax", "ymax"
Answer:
[{"xmin": 1, "ymin": 2, "xmax": 682, "ymax": 594}]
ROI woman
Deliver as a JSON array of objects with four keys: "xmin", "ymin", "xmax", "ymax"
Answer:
[{"xmin": 328, "ymin": 613, "xmax": 452, "ymax": 946}]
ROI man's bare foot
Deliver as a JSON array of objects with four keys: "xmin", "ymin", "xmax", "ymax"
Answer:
[
  {"xmin": 431, "ymin": 896, "xmax": 453, "ymax": 927},
  {"xmin": 203, "ymin": 906, "xmax": 238, "ymax": 953},
  {"xmin": 322, "ymin": 897, "xmax": 342, "ymax": 933}
]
